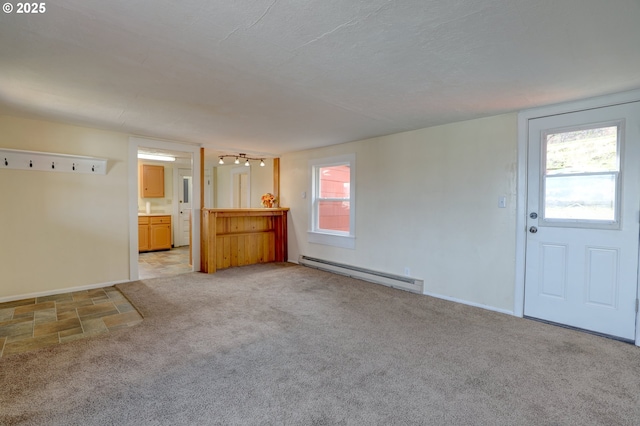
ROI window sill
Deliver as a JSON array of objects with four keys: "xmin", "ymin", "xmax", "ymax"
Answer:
[{"xmin": 308, "ymin": 231, "xmax": 355, "ymax": 249}]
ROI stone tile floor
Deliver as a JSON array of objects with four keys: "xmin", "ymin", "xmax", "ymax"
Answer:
[
  {"xmin": 0, "ymin": 287, "xmax": 142, "ymax": 358},
  {"xmin": 138, "ymin": 246, "xmax": 192, "ymax": 279}
]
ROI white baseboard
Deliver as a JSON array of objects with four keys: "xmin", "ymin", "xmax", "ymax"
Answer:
[
  {"xmin": 422, "ymin": 290, "xmax": 515, "ymax": 316},
  {"xmin": 0, "ymin": 280, "xmax": 130, "ymax": 304}
]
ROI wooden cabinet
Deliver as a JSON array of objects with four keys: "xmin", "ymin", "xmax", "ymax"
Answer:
[
  {"xmin": 139, "ymin": 215, "xmax": 171, "ymax": 252},
  {"xmin": 138, "ymin": 216, "xmax": 150, "ymax": 251},
  {"xmin": 140, "ymin": 164, "xmax": 165, "ymax": 198}
]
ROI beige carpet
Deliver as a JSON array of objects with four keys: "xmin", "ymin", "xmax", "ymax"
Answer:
[{"xmin": 1, "ymin": 263, "xmax": 639, "ymax": 425}]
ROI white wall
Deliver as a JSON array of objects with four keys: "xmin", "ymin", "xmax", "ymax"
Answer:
[
  {"xmin": 281, "ymin": 113, "xmax": 518, "ymax": 313},
  {"xmin": 0, "ymin": 116, "xmax": 130, "ymax": 300}
]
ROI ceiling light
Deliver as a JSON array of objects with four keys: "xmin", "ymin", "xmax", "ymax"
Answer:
[
  {"xmin": 217, "ymin": 153, "xmax": 272, "ymax": 167},
  {"xmin": 138, "ymin": 153, "xmax": 176, "ymax": 162}
]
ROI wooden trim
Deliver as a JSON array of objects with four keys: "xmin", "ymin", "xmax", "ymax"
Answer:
[
  {"xmin": 273, "ymin": 158, "xmax": 280, "ymax": 202},
  {"xmin": 195, "ymin": 148, "xmax": 204, "ymax": 268}
]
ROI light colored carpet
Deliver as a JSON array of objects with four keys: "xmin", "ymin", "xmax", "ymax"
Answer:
[{"xmin": 1, "ymin": 263, "xmax": 639, "ymax": 425}]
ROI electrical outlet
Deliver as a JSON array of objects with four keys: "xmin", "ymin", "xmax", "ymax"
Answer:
[{"xmin": 404, "ymin": 267, "xmax": 411, "ymax": 276}]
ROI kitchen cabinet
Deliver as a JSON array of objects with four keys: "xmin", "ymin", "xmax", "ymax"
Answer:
[
  {"xmin": 140, "ymin": 164, "xmax": 165, "ymax": 198},
  {"xmin": 139, "ymin": 215, "xmax": 171, "ymax": 252},
  {"xmin": 138, "ymin": 216, "xmax": 150, "ymax": 251}
]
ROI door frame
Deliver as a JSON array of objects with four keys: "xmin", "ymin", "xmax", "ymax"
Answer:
[
  {"xmin": 514, "ymin": 89, "xmax": 640, "ymax": 346},
  {"xmin": 174, "ymin": 167, "xmax": 192, "ymax": 247},
  {"xmin": 128, "ymin": 137, "xmax": 202, "ymax": 280}
]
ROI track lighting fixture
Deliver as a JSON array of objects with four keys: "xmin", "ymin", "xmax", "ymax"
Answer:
[{"xmin": 216, "ymin": 153, "xmax": 271, "ymax": 168}]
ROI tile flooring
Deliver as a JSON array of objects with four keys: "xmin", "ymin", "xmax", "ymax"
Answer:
[
  {"xmin": 0, "ymin": 287, "xmax": 142, "ymax": 358},
  {"xmin": 0, "ymin": 247, "xmax": 190, "ymax": 358},
  {"xmin": 138, "ymin": 246, "xmax": 192, "ymax": 279}
]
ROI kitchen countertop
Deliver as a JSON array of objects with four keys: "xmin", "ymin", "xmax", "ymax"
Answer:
[{"xmin": 138, "ymin": 213, "xmax": 171, "ymax": 216}]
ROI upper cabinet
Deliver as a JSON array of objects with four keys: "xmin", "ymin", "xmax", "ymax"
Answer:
[{"xmin": 140, "ymin": 164, "xmax": 165, "ymax": 198}]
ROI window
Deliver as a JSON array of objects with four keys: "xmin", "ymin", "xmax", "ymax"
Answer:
[
  {"xmin": 542, "ymin": 123, "xmax": 621, "ymax": 227},
  {"xmin": 308, "ymin": 154, "xmax": 355, "ymax": 249}
]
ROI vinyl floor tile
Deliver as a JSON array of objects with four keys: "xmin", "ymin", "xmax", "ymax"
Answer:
[
  {"xmin": 0, "ymin": 298, "xmax": 36, "ymax": 309},
  {"xmin": 80, "ymin": 318, "xmax": 108, "ymax": 334},
  {"xmin": 14, "ymin": 301, "xmax": 56, "ymax": 316},
  {"xmin": 0, "ymin": 286, "xmax": 141, "ymax": 358},
  {"xmin": 34, "ymin": 309, "xmax": 58, "ymax": 325},
  {"xmin": 36, "ymin": 293, "xmax": 74, "ymax": 303},
  {"xmin": 34, "ymin": 317, "xmax": 82, "ymax": 337},
  {"xmin": 76, "ymin": 303, "xmax": 119, "ymax": 320},
  {"xmin": 0, "ymin": 308, "xmax": 15, "ymax": 322}
]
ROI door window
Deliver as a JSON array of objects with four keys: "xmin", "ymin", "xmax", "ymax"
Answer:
[{"xmin": 542, "ymin": 123, "xmax": 621, "ymax": 227}]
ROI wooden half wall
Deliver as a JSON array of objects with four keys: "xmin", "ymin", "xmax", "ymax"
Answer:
[{"xmin": 202, "ymin": 208, "xmax": 289, "ymax": 273}]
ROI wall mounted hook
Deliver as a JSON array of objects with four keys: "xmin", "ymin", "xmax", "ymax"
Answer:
[{"xmin": 0, "ymin": 148, "xmax": 107, "ymax": 175}]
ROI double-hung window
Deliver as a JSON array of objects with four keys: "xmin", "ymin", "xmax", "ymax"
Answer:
[{"xmin": 308, "ymin": 154, "xmax": 355, "ymax": 249}]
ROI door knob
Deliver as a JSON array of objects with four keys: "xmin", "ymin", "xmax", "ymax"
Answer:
[{"xmin": 529, "ymin": 226, "xmax": 538, "ymax": 233}]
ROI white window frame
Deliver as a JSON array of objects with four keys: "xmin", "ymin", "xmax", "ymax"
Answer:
[
  {"xmin": 308, "ymin": 154, "xmax": 356, "ymax": 249},
  {"xmin": 540, "ymin": 121, "xmax": 623, "ymax": 230}
]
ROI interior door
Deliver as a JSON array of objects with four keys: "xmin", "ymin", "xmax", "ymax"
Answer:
[
  {"xmin": 524, "ymin": 102, "xmax": 640, "ymax": 341},
  {"xmin": 177, "ymin": 168, "xmax": 192, "ymax": 247},
  {"xmin": 231, "ymin": 167, "xmax": 250, "ymax": 208}
]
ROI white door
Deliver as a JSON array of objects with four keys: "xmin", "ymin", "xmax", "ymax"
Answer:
[
  {"xmin": 231, "ymin": 167, "xmax": 250, "ymax": 208},
  {"xmin": 524, "ymin": 102, "xmax": 640, "ymax": 341},
  {"xmin": 177, "ymin": 168, "xmax": 192, "ymax": 247}
]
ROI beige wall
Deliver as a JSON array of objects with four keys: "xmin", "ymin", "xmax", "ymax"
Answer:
[
  {"xmin": 0, "ymin": 116, "xmax": 130, "ymax": 300},
  {"xmin": 281, "ymin": 113, "xmax": 518, "ymax": 312}
]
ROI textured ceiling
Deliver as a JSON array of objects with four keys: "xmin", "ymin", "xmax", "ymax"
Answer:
[{"xmin": 1, "ymin": 0, "xmax": 639, "ymax": 156}]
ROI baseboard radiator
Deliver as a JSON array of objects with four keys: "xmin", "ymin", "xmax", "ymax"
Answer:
[{"xmin": 298, "ymin": 255, "xmax": 424, "ymax": 294}]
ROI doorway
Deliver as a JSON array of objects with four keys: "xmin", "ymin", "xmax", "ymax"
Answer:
[
  {"xmin": 176, "ymin": 168, "xmax": 192, "ymax": 248},
  {"xmin": 128, "ymin": 137, "xmax": 201, "ymax": 281},
  {"xmin": 523, "ymin": 101, "xmax": 640, "ymax": 341},
  {"xmin": 231, "ymin": 167, "xmax": 250, "ymax": 208}
]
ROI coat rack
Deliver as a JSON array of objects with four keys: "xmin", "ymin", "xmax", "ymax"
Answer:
[{"xmin": 0, "ymin": 148, "xmax": 108, "ymax": 175}]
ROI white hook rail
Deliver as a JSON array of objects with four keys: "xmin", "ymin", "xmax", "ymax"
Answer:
[{"xmin": 0, "ymin": 148, "xmax": 107, "ymax": 175}]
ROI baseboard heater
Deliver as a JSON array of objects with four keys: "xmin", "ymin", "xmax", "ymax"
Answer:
[{"xmin": 299, "ymin": 255, "xmax": 424, "ymax": 294}]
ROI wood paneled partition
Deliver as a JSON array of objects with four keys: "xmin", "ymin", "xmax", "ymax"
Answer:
[{"xmin": 202, "ymin": 208, "xmax": 289, "ymax": 273}]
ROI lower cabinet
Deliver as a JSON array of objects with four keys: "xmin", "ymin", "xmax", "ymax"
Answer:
[{"xmin": 139, "ymin": 215, "xmax": 172, "ymax": 252}]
